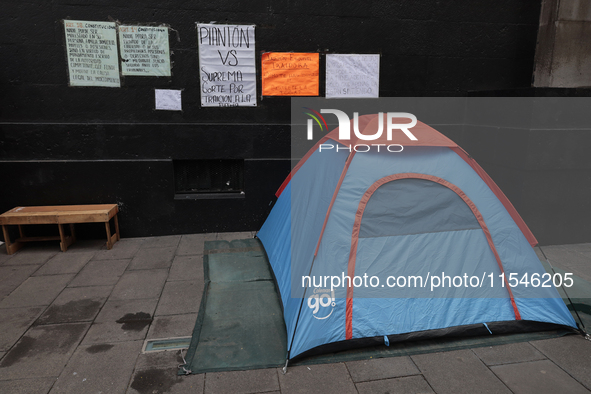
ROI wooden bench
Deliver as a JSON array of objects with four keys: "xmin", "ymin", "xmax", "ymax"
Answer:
[{"xmin": 0, "ymin": 204, "xmax": 120, "ymax": 255}]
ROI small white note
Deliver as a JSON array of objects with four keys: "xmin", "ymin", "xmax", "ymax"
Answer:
[{"xmin": 155, "ymin": 89, "xmax": 182, "ymax": 111}]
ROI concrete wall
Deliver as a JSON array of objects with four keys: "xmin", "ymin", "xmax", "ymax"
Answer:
[
  {"xmin": 459, "ymin": 96, "xmax": 591, "ymax": 246},
  {"xmin": 534, "ymin": 0, "xmax": 591, "ymax": 87}
]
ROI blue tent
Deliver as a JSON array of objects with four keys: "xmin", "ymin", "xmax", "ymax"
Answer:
[{"xmin": 258, "ymin": 114, "xmax": 577, "ymax": 360}]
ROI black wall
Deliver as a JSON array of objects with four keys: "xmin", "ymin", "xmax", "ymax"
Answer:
[{"xmin": 1, "ymin": 1, "xmax": 555, "ymax": 239}]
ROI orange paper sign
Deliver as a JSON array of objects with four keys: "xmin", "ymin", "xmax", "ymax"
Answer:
[{"xmin": 262, "ymin": 52, "xmax": 319, "ymax": 96}]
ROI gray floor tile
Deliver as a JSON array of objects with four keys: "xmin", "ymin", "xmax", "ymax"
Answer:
[
  {"xmin": 21, "ymin": 243, "xmax": 66, "ymax": 253},
  {"xmin": 0, "ymin": 378, "xmax": 56, "ymax": 393},
  {"xmin": 134, "ymin": 350, "xmax": 184, "ymax": 371},
  {"xmin": 0, "ymin": 264, "xmax": 42, "ymax": 298},
  {"xmin": 411, "ymin": 350, "xmax": 511, "ymax": 394},
  {"xmin": 491, "ymin": 359, "xmax": 590, "ymax": 394},
  {"xmin": 68, "ymin": 259, "xmax": 130, "ymax": 287},
  {"xmin": 128, "ymin": 368, "xmax": 204, "ymax": 394},
  {"xmin": 49, "ymin": 340, "xmax": 143, "ymax": 394},
  {"xmin": 33, "ymin": 252, "xmax": 94, "ymax": 276},
  {"xmin": 563, "ymin": 262, "xmax": 591, "ymax": 282},
  {"xmin": 559, "ymin": 243, "xmax": 591, "ymax": 254},
  {"xmin": 0, "ymin": 250, "xmax": 12, "ymax": 265},
  {"xmin": 0, "ymin": 323, "xmax": 89, "ymax": 380},
  {"xmin": 0, "ymin": 275, "xmax": 74, "ymax": 309},
  {"xmin": 2, "ymin": 250, "xmax": 57, "ymax": 266},
  {"xmin": 140, "ymin": 235, "xmax": 182, "ymax": 249},
  {"xmin": 92, "ymin": 238, "xmax": 144, "ymax": 261},
  {"xmin": 154, "ymin": 280, "xmax": 203, "ymax": 316},
  {"xmin": 168, "ymin": 255, "xmax": 204, "ymax": 282},
  {"xmin": 176, "ymin": 234, "xmax": 205, "ymax": 256},
  {"xmin": 82, "ymin": 299, "xmax": 157, "ymax": 345},
  {"xmin": 61, "ymin": 239, "xmax": 105, "ymax": 253},
  {"xmin": 278, "ymin": 363, "xmax": 357, "ymax": 394},
  {"xmin": 550, "ymin": 258, "xmax": 591, "ymax": 283},
  {"xmin": 110, "ymin": 269, "xmax": 168, "ymax": 301},
  {"xmin": 131, "ymin": 346, "xmax": 203, "ymax": 393},
  {"xmin": 215, "ymin": 231, "xmax": 255, "ymax": 241},
  {"xmin": 577, "ymin": 251, "xmax": 591, "ymax": 261},
  {"xmin": 205, "ymin": 368, "xmax": 279, "ymax": 394},
  {"xmin": 540, "ymin": 246, "xmax": 591, "ymax": 274},
  {"xmin": 35, "ymin": 286, "xmax": 112, "ymax": 325},
  {"xmin": 95, "ymin": 298, "xmax": 159, "ymax": 323},
  {"xmin": 146, "ymin": 314, "xmax": 198, "ymax": 339},
  {"xmin": 542, "ymin": 259, "xmax": 591, "ymax": 285},
  {"xmin": 346, "ymin": 356, "xmax": 420, "ymax": 382},
  {"xmin": 541, "ymin": 245, "xmax": 569, "ymax": 253},
  {"xmin": 81, "ymin": 320, "xmax": 151, "ymax": 345},
  {"xmin": 531, "ymin": 335, "xmax": 591, "ymax": 390},
  {"xmin": 0, "ymin": 307, "xmax": 45, "ymax": 351},
  {"xmin": 472, "ymin": 342, "xmax": 547, "ymax": 366},
  {"xmin": 356, "ymin": 375, "xmax": 434, "ymax": 394},
  {"xmin": 127, "ymin": 246, "xmax": 176, "ymax": 271}
]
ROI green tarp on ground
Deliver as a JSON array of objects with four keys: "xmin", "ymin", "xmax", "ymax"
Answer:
[
  {"xmin": 180, "ymin": 239, "xmax": 590, "ymax": 375},
  {"xmin": 181, "ymin": 239, "xmax": 287, "ymax": 373}
]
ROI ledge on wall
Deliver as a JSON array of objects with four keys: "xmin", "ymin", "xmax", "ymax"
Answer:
[{"xmin": 174, "ymin": 193, "xmax": 246, "ymax": 200}]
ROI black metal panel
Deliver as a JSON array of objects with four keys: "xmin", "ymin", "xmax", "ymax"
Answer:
[{"xmin": 173, "ymin": 159, "xmax": 244, "ymax": 194}]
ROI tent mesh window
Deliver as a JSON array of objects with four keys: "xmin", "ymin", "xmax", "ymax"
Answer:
[
  {"xmin": 360, "ymin": 178, "xmax": 481, "ymax": 238},
  {"xmin": 173, "ymin": 159, "xmax": 244, "ymax": 194}
]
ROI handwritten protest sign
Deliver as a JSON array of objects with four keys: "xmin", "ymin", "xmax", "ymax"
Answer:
[
  {"xmin": 261, "ymin": 52, "xmax": 319, "ymax": 96},
  {"xmin": 197, "ymin": 23, "xmax": 256, "ymax": 107},
  {"xmin": 119, "ymin": 26, "xmax": 171, "ymax": 77},
  {"xmin": 326, "ymin": 54, "xmax": 380, "ymax": 98},
  {"xmin": 64, "ymin": 20, "xmax": 120, "ymax": 87}
]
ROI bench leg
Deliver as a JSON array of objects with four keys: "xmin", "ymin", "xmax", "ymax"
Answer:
[
  {"xmin": 58, "ymin": 224, "xmax": 74, "ymax": 252},
  {"xmin": 114, "ymin": 214, "xmax": 120, "ymax": 242},
  {"xmin": 18, "ymin": 225, "xmax": 25, "ymax": 238},
  {"xmin": 58, "ymin": 224, "xmax": 66, "ymax": 252},
  {"xmin": 2, "ymin": 225, "xmax": 24, "ymax": 255},
  {"xmin": 105, "ymin": 221, "xmax": 113, "ymax": 250}
]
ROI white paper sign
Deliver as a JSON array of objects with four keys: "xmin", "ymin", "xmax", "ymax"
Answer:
[
  {"xmin": 119, "ymin": 25, "xmax": 171, "ymax": 77},
  {"xmin": 64, "ymin": 20, "xmax": 120, "ymax": 87},
  {"xmin": 155, "ymin": 89, "xmax": 182, "ymax": 111},
  {"xmin": 197, "ymin": 23, "xmax": 257, "ymax": 107},
  {"xmin": 326, "ymin": 54, "xmax": 380, "ymax": 98}
]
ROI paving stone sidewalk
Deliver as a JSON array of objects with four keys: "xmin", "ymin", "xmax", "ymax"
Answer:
[{"xmin": 0, "ymin": 235, "xmax": 590, "ymax": 393}]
